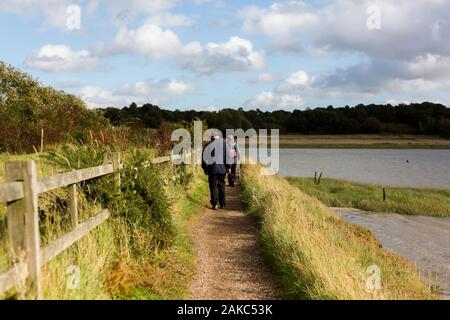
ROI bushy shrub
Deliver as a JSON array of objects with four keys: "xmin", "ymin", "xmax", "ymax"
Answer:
[
  {"xmin": 0, "ymin": 62, "xmax": 110, "ymax": 153},
  {"xmin": 114, "ymin": 150, "xmax": 173, "ymax": 249},
  {"xmin": 44, "ymin": 144, "xmax": 174, "ymax": 253}
]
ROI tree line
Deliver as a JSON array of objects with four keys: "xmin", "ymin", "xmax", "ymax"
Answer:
[
  {"xmin": 2, "ymin": 60, "xmax": 450, "ymax": 154},
  {"xmin": 102, "ymin": 102, "xmax": 450, "ymax": 137}
]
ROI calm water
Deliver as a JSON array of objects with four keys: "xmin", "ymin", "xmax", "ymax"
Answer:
[{"xmin": 276, "ymin": 149, "xmax": 450, "ymax": 188}]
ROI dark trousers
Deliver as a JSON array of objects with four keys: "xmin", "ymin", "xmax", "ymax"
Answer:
[
  {"xmin": 208, "ymin": 174, "xmax": 226, "ymax": 207},
  {"xmin": 228, "ymin": 164, "xmax": 237, "ymax": 186}
]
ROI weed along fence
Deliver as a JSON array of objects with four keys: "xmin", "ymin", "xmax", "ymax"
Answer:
[{"xmin": 0, "ymin": 151, "xmax": 194, "ymax": 299}]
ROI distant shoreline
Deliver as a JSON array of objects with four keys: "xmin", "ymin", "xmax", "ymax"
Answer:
[{"xmin": 246, "ymin": 134, "xmax": 450, "ymax": 149}]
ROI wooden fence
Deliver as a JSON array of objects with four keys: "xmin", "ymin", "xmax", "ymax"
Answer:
[{"xmin": 0, "ymin": 151, "xmax": 195, "ymax": 299}]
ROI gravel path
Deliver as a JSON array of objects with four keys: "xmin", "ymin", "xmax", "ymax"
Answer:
[{"xmin": 189, "ymin": 183, "xmax": 280, "ymax": 300}]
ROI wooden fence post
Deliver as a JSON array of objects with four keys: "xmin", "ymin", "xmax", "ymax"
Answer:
[
  {"xmin": 5, "ymin": 161, "xmax": 42, "ymax": 299},
  {"xmin": 68, "ymin": 171, "xmax": 79, "ymax": 228},
  {"xmin": 112, "ymin": 152, "xmax": 121, "ymax": 194}
]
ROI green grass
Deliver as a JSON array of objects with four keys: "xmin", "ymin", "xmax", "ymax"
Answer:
[
  {"xmin": 241, "ymin": 164, "xmax": 435, "ymax": 300},
  {"xmin": 0, "ymin": 148, "xmax": 209, "ymax": 300},
  {"xmin": 112, "ymin": 174, "xmax": 209, "ymax": 300},
  {"xmin": 286, "ymin": 177, "xmax": 450, "ymax": 217}
]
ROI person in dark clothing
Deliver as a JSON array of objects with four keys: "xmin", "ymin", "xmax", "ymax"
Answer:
[
  {"xmin": 202, "ymin": 136, "xmax": 231, "ymax": 210},
  {"xmin": 227, "ymin": 135, "xmax": 240, "ymax": 187}
]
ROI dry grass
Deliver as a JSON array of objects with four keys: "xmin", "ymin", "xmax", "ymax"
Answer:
[{"xmin": 241, "ymin": 164, "xmax": 435, "ymax": 300}]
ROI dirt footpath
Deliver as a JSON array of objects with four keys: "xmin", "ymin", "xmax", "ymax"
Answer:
[{"xmin": 189, "ymin": 183, "xmax": 280, "ymax": 300}]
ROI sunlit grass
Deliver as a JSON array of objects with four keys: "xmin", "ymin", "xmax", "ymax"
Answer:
[{"xmin": 241, "ymin": 164, "xmax": 435, "ymax": 300}]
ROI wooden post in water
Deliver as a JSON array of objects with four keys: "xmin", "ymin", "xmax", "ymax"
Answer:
[
  {"xmin": 5, "ymin": 161, "xmax": 42, "ymax": 299},
  {"xmin": 317, "ymin": 172, "xmax": 323, "ymax": 185}
]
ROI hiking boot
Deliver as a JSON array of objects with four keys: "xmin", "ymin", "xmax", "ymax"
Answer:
[{"xmin": 212, "ymin": 204, "xmax": 218, "ymax": 210}]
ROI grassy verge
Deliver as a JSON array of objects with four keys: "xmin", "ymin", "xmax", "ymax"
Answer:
[
  {"xmin": 241, "ymin": 164, "xmax": 435, "ymax": 300},
  {"xmin": 109, "ymin": 174, "xmax": 209, "ymax": 300},
  {"xmin": 286, "ymin": 177, "xmax": 450, "ymax": 217},
  {"xmin": 0, "ymin": 147, "xmax": 208, "ymax": 300}
]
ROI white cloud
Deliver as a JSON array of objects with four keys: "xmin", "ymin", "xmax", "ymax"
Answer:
[
  {"xmin": 241, "ymin": 0, "xmax": 450, "ymax": 59},
  {"xmin": 180, "ymin": 36, "xmax": 265, "ymax": 75},
  {"xmin": 241, "ymin": 1, "xmax": 450, "ymax": 100},
  {"xmin": 79, "ymin": 79, "xmax": 193, "ymax": 108},
  {"xmin": 25, "ymin": 45, "xmax": 98, "ymax": 73},
  {"xmin": 241, "ymin": 1, "xmax": 315, "ymax": 52},
  {"xmin": 97, "ymin": 24, "xmax": 183, "ymax": 59},
  {"xmin": 98, "ymin": 23, "xmax": 265, "ymax": 75},
  {"xmin": 246, "ymin": 90, "xmax": 305, "ymax": 111},
  {"xmin": 286, "ymin": 70, "xmax": 309, "ymax": 85},
  {"xmin": 0, "ymin": 0, "xmax": 72, "ymax": 29},
  {"xmin": 246, "ymin": 69, "xmax": 311, "ymax": 110},
  {"xmin": 0, "ymin": 0, "xmax": 184, "ymax": 29},
  {"xmin": 315, "ymin": 54, "xmax": 450, "ymax": 95}
]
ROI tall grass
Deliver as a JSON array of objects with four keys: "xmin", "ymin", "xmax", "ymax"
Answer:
[
  {"xmin": 287, "ymin": 177, "xmax": 450, "ymax": 217},
  {"xmin": 241, "ymin": 164, "xmax": 435, "ymax": 300},
  {"xmin": 0, "ymin": 145, "xmax": 207, "ymax": 300}
]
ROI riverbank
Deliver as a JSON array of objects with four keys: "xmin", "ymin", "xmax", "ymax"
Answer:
[
  {"xmin": 278, "ymin": 134, "xmax": 450, "ymax": 149},
  {"xmin": 333, "ymin": 208, "xmax": 450, "ymax": 299},
  {"xmin": 241, "ymin": 164, "xmax": 435, "ymax": 300},
  {"xmin": 287, "ymin": 177, "xmax": 450, "ymax": 217}
]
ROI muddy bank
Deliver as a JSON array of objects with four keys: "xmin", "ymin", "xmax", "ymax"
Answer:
[{"xmin": 332, "ymin": 208, "xmax": 450, "ymax": 299}]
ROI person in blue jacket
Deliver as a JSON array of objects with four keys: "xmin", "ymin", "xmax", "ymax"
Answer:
[{"xmin": 202, "ymin": 135, "xmax": 231, "ymax": 210}]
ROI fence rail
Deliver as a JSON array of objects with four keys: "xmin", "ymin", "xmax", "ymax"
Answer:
[
  {"xmin": 0, "ymin": 151, "xmax": 194, "ymax": 299},
  {"xmin": 0, "ymin": 182, "xmax": 24, "ymax": 203}
]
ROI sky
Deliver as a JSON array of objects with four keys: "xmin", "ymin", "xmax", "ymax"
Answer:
[{"xmin": 1, "ymin": 0, "xmax": 450, "ymax": 111}]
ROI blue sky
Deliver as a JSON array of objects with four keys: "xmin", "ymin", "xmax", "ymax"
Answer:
[{"xmin": 1, "ymin": 0, "xmax": 450, "ymax": 110}]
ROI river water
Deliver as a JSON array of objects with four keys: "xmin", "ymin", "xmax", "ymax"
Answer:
[{"xmin": 276, "ymin": 149, "xmax": 450, "ymax": 188}]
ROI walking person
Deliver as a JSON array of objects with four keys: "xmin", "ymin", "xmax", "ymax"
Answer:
[
  {"xmin": 202, "ymin": 136, "xmax": 231, "ymax": 210},
  {"xmin": 227, "ymin": 135, "xmax": 240, "ymax": 187}
]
